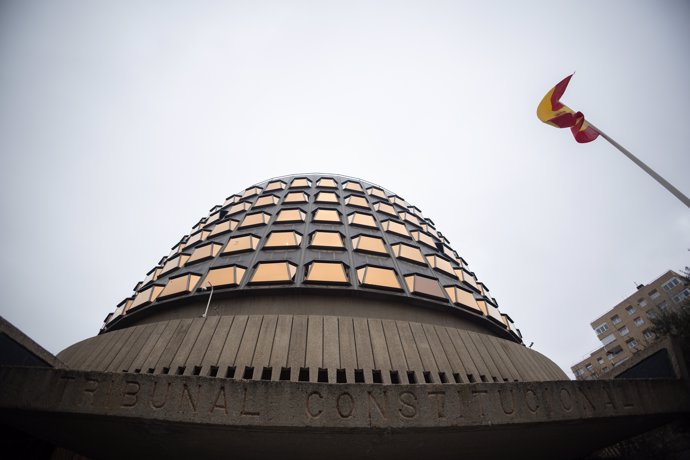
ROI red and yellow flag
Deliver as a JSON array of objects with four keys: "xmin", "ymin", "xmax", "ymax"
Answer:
[{"xmin": 537, "ymin": 74, "xmax": 599, "ymax": 143}]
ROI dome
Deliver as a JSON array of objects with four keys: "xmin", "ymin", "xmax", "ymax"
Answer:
[{"xmin": 59, "ymin": 174, "xmax": 566, "ymax": 383}]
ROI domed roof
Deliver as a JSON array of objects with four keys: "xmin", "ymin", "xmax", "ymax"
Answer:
[{"xmin": 104, "ymin": 173, "xmax": 520, "ymax": 342}]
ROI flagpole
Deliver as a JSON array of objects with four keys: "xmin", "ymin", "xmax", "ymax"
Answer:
[{"xmin": 588, "ymin": 123, "xmax": 690, "ymax": 208}]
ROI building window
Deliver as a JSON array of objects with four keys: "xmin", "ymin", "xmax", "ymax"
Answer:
[
  {"xmin": 594, "ymin": 323, "xmax": 609, "ymax": 335},
  {"xmin": 456, "ymin": 269, "xmax": 480, "ymax": 292},
  {"xmin": 382, "ymin": 220, "xmax": 410, "ymax": 238},
  {"xmin": 390, "ymin": 196, "xmax": 410, "ymax": 208},
  {"xmin": 209, "ymin": 219, "xmax": 239, "ymax": 237},
  {"xmin": 410, "ymin": 231, "xmax": 436, "ymax": 248},
  {"xmin": 187, "ymin": 243, "xmax": 223, "ymax": 264},
  {"xmin": 264, "ymin": 231, "xmax": 302, "ymax": 249},
  {"xmin": 290, "ymin": 177, "xmax": 311, "ymax": 188},
  {"xmin": 373, "ymin": 202, "xmax": 398, "ymax": 217},
  {"xmin": 597, "ymin": 357, "xmax": 604, "ymax": 365},
  {"xmin": 227, "ymin": 202, "xmax": 252, "ymax": 215},
  {"xmin": 345, "ymin": 195, "xmax": 370, "ymax": 208},
  {"xmin": 398, "ymin": 212, "xmax": 421, "ymax": 227},
  {"xmin": 159, "ymin": 273, "xmax": 202, "ymax": 300},
  {"xmin": 315, "ymin": 191, "xmax": 339, "ymax": 204},
  {"xmin": 574, "ymin": 368, "xmax": 585, "ymax": 377},
  {"xmin": 649, "ymin": 289, "xmax": 660, "ymax": 300},
  {"xmin": 602, "ymin": 366, "xmax": 609, "ymax": 373},
  {"xmin": 343, "ymin": 181, "xmax": 363, "ymax": 192},
  {"xmin": 253, "ymin": 195, "xmax": 280, "ymax": 208},
  {"xmin": 390, "ymin": 242, "xmax": 426, "ymax": 266},
  {"xmin": 316, "ymin": 178, "xmax": 337, "ymax": 188},
  {"xmin": 203, "ymin": 265, "xmax": 246, "ymax": 288},
  {"xmin": 600, "ymin": 334, "xmax": 615, "ymax": 346},
  {"xmin": 264, "ymin": 180, "xmax": 286, "ymax": 192},
  {"xmin": 638, "ymin": 299, "xmax": 648, "ymax": 308},
  {"xmin": 249, "ymin": 262, "xmax": 297, "ymax": 284},
  {"xmin": 239, "ymin": 212, "xmax": 271, "ymax": 228},
  {"xmin": 625, "ymin": 305, "xmax": 636, "ymax": 315},
  {"xmin": 129, "ymin": 285, "xmax": 164, "ymax": 310},
  {"xmin": 223, "ymin": 194, "xmax": 241, "ymax": 207},
  {"xmin": 626, "ymin": 338, "xmax": 638, "ymax": 349},
  {"xmin": 404, "ymin": 274, "xmax": 446, "ymax": 300},
  {"xmin": 275, "ymin": 208, "xmax": 306, "ymax": 223},
  {"xmin": 633, "ymin": 317, "xmax": 644, "ymax": 327},
  {"xmin": 673, "ymin": 288, "xmax": 690, "ymax": 304},
  {"xmin": 304, "ymin": 262, "xmax": 349, "ymax": 284},
  {"xmin": 618, "ymin": 326, "xmax": 629, "ymax": 336},
  {"xmin": 356, "ymin": 265, "xmax": 402, "ymax": 291},
  {"xmin": 425, "ymin": 255, "xmax": 457, "ymax": 278},
  {"xmin": 585, "ymin": 364, "xmax": 593, "ymax": 372},
  {"xmin": 184, "ymin": 230, "xmax": 211, "ymax": 249},
  {"xmin": 283, "ymin": 191, "xmax": 309, "ymax": 203},
  {"xmin": 223, "ymin": 235, "xmax": 260, "ymax": 254},
  {"xmin": 611, "ymin": 314, "xmax": 622, "ymax": 325},
  {"xmin": 348, "ymin": 212, "xmax": 377, "ymax": 228},
  {"xmin": 445, "ymin": 286, "xmax": 481, "ymax": 312},
  {"xmin": 643, "ymin": 329, "xmax": 654, "ymax": 340},
  {"xmin": 659, "ymin": 301, "xmax": 669, "ymax": 311},
  {"xmin": 309, "ymin": 231, "xmax": 345, "ymax": 249},
  {"xmin": 352, "ymin": 235, "xmax": 387, "ymax": 255},
  {"xmin": 242, "ymin": 186, "xmax": 263, "ymax": 199},
  {"xmin": 647, "ymin": 311, "xmax": 657, "ymax": 319},
  {"xmin": 662, "ymin": 277, "xmax": 680, "ymax": 291},
  {"xmin": 313, "ymin": 208, "xmax": 341, "ymax": 223},
  {"xmin": 367, "ymin": 186, "xmax": 388, "ymax": 200},
  {"xmin": 161, "ymin": 254, "xmax": 190, "ymax": 275}
]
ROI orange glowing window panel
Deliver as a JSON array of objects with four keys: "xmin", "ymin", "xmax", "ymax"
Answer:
[
  {"xmin": 445, "ymin": 286, "xmax": 481, "ymax": 312},
  {"xmin": 187, "ymin": 243, "xmax": 223, "ymax": 264},
  {"xmin": 399, "ymin": 212, "xmax": 421, "ymax": 227},
  {"xmin": 242, "ymin": 187, "xmax": 262, "ymax": 199},
  {"xmin": 223, "ymin": 194, "xmax": 241, "ymax": 207},
  {"xmin": 202, "ymin": 265, "xmax": 246, "ymax": 288},
  {"xmin": 223, "ymin": 235, "xmax": 260, "ymax": 254},
  {"xmin": 345, "ymin": 195, "xmax": 369, "ymax": 209},
  {"xmin": 404, "ymin": 274, "xmax": 446, "ymax": 300},
  {"xmin": 305, "ymin": 262, "xmax": 349, "ymax": 284},
  {"xmin": 313, "ymin": 209, "xmax": 340, "ymax": 223},
  {"xmin": 390, "ymin": 196, "xmax": 410, "ymax": 208},
  {"xmin": 159, "ymin": 274, "xmax": 202, "ymax": 300},
  {"xmin": 284, "ymin": 192, "xmax": 308, "ymax": 203},
  {"xmin": 382, "ymin": 220, "xmax": 410, "ymax": 238},
  {"xmin": 264, "ymin": 231, "xmax": 302, "ymax": 249},
  {"xmin": 390, "ymin": 243, "xmax": 426, "ymax": 265},
  {"xmin": 317, "ymin": 178, "xmax": 337, "ymax": 188},
  {"xmin": 315, "ymin": 191, "xmax": 339, "ymax": 204},
  {"xmin": 227, "ymin": 202, "xmax": 252, "ymax": 216},
  {"xmin": 373, "ymin": 202, "xmax": 398, "ymax": 217},
  {"xmin": 310, "ymin": 231, "xmax": 344, "ymax": 249},
  {"xmin": 366, "ymin": 187, "xmax": 387, "ymax": 200},
  {"xmin": 253, "ymin": 195, "xmax": 279, "ymax": 208},
  {"xmin": 129, "ymin": 285, "xmax": 164, "ymax": 310},
  {"xmin": 239, "ymin": 212, "xmax": 270, "ymax": 228},
  {"xmin": 160, "ymin": 254, "xmax": 190, "ymax": 275},
  {"xmin": 343, "ymin": 181, "xmax": 363, "ymax": 192},
  {"xmin": 455, "ymin": 269, "xmax": 480, "ymax": 292},
  {"xmin": 411, "ymin": 231, "xmax": 436, "ymax": 248},
  {"xmin": 357, "ymin": 266, "xmax": 402, "ymax": 291},
  {"xmin": 209, "ymin": 219, "xmax": 238, "ymax": 237},
  {"xmin": 184, "ymin": 230, "xmax": 210, "ymax": 248},
  {"xmin": 264, "ymin": 180, "xmax": 286, "ymax": 192},
  {"xmin": 249, "ymin": 262, "xmax": 297, "ymax": 284},
  {"xmin": 352, "ymin": 235, "xmax": 387, "ymax": 255},
  {"xmin": 275, "ymin": 209, "xmax": 306, "ymax": 223},
  {"xmin": 347, "ymin": 212, "xmax": 377, "ymax": 228},
  {"xmin": 426, "ymin": 255, "xmax": 457, "ymax": 278},
  {"xmin": 290, "ymin": 177, "xmax": 311, "ymax": 188}
]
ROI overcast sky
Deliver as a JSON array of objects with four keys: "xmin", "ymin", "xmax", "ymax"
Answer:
[{"xmin": 1, "ymin": 1, "xmax": 688, "ymax": 376}]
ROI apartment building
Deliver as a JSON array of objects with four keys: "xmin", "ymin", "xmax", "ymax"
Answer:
[{"xmin": 571, "ymin": 270, "xmax": 690, "ymax": 380}]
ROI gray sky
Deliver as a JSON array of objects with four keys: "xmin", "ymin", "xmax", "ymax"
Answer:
[{"xmin": 1, "ymin": 0, "xmax": 688, "ymax": 376}]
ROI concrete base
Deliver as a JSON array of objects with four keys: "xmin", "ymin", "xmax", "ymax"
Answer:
[{"xmin": 1, "ymin": 367, "xmax": 688, "ymax": 460}]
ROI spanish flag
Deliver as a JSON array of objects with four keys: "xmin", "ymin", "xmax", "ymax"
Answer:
[{"xmin": 537, "ymin": 74, "xmax": 599, "ymax": 143}]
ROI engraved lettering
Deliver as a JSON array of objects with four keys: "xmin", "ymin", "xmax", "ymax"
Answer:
[
  {"xmin": 559, "ymin": 387, "xmax": 573, "ymax": 412},
  {"xmin": 498, "ymin": 389, "xmax": 515, "ymax": 415},
  {"xmin": 83, "ymin": 377, "xmax": 99, "ymax": 406},
  {"xmin": 398, "ymin": 391, "xmax": 417, "ymax": 419},
  {"xmin": 367, "ymin": 391, "xmax": 387, "ymax": 421},
  {"xmin": 240, "ymin": 386, "xmax": 260, "ymax": 416},
  {"xmin": 471, "ymin": 390, "xmax": 488, "ymax": 417},
  {"xmin": 150, "ymin": 381, "xmax": 170, "ymax": 409},
  {"xmin": 121, "ymin": 380, "xmax": 140, "ymax": 408},
  {"xmin": 306, "ymin": 391, "xmax": 323, "ymax": 418},
  {"xmin": 211, "ymin": 385, "xmax": 228, "ymax": 415},
  {"xmin": 428, "ymin": 391, "xmax": 446, "ymax": 418},
  {"xmin": 58, "ymin": 375, "xmax": 76, "ymax": 404},
  {"xmin": 336, "ymin": 392, "xmax": 355, "ymax": 419},
  {"xmin": 602, "ymin": 386, "xmax": 617, "ymax": 410},
  {"xmin": 525, "ymin": 388, "xmax": 539, "ymax": 414},
  {"xmin": 577, "ymin": 386, "xmax": 596, "ymax": 412},
  {"xmin": 181, "ymin": 383, "xmax": 198, "ymax": 413}
]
